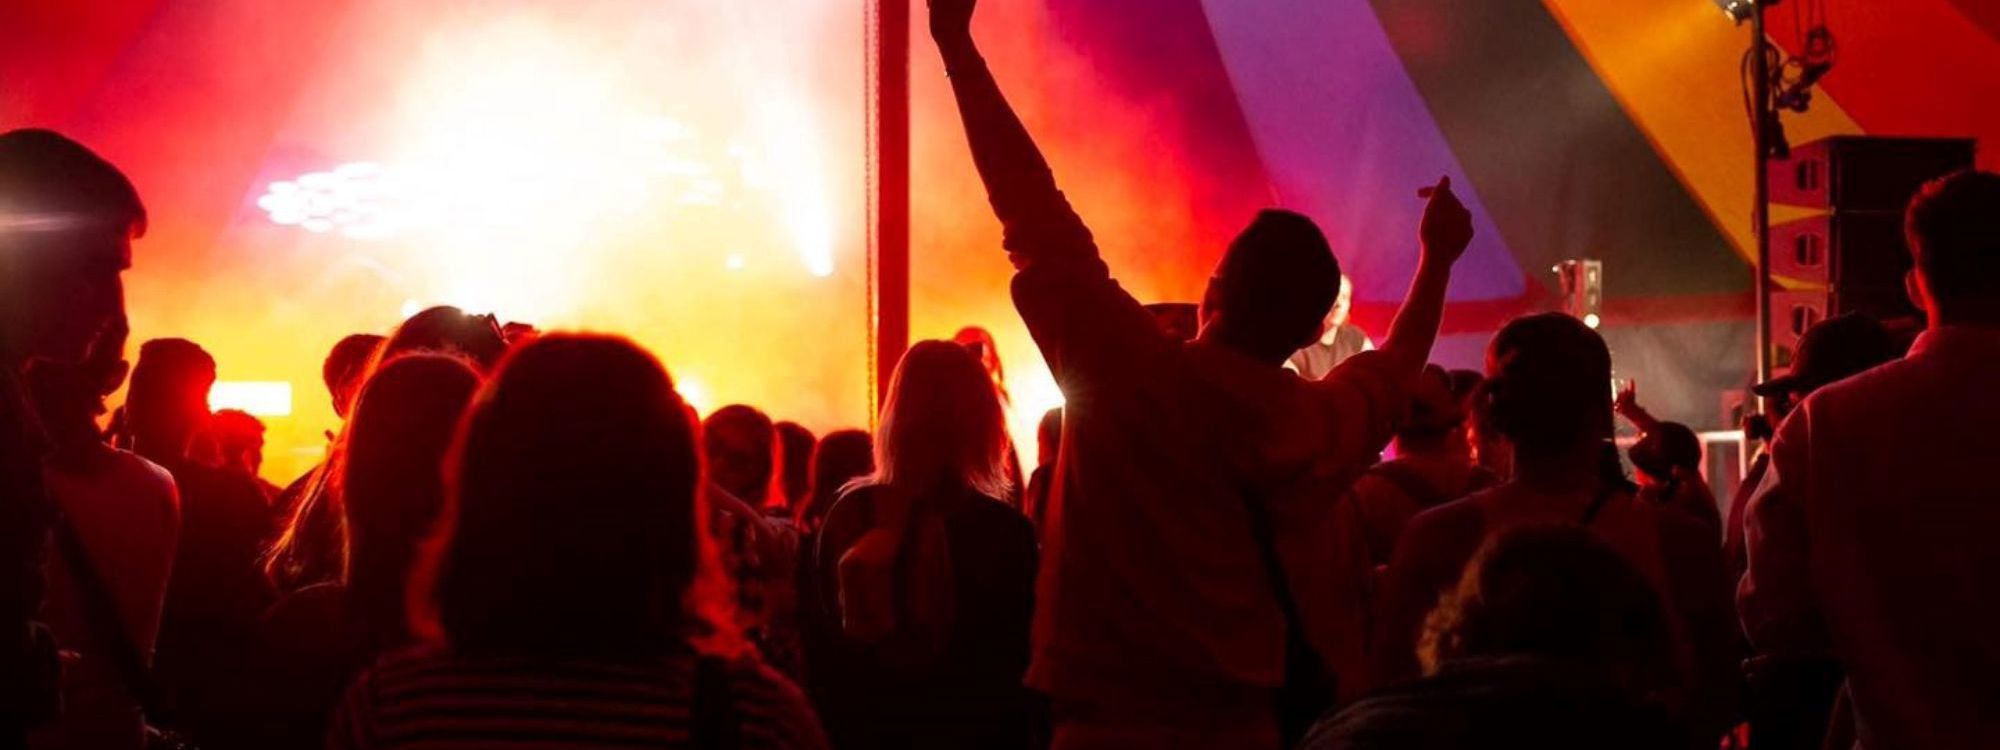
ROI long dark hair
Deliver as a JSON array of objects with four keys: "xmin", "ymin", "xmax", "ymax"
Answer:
[
  {"xmin": 340, "ymin": 354, "xmax": 479, "ymax": 650},
  {"xmin": 410, "ymin": 334, "xmax": 735, "ymax": 657}
]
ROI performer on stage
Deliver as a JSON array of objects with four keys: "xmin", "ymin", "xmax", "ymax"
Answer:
[{"xmin": 1287, "ymin": 276, "xmax": 1373, "ymax": 380}]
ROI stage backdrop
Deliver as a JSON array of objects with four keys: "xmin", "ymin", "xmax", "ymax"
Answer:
[{"xmin": 4, "ymin": 0, "xmax": 1995, "ymax": 483}]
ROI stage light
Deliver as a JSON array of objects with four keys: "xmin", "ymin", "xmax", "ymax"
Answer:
[
  {"xmin": 1553, "ymin": 259, "xmax": 1604, "ymax": 328},
  {"xmin": 210, "ymin": 381, "xmax": 294, "ymax": 417},
  {"xmin": 1713, "ymin": 0, "xmax": 1756, "ymax": 23},
  {"xmin": 1584, "ymin": 313, "xmax": 1602, "ymax": 329}
]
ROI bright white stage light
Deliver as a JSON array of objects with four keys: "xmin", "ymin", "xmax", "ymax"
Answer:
[{"xmin": 210, "ymin": 381, "xmax": 294, "ymax": 417}]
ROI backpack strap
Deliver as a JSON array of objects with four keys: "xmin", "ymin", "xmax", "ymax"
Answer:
[
  {"xmin": 50, "ymin": 510, "xmax": 169, "ymax": 720},
  {"xmin": 691, "ymin": 656, "xmax": 741, "ymax": 750}
]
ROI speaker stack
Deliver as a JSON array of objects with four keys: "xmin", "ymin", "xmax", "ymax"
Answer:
[{"xmin": 1764, "ymin": 136, "xmax": 1975, "ymax": 373}]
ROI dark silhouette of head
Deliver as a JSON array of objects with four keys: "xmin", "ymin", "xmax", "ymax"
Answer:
[
  {"xmin": 0, "ymin": 129, "xmax": 144, "ymax": 365},
  {"xmin": 953, "ymin": 326, "xmax": 1008, "ymax": 398},
  {"xmin": 1482, "ymin": 313, "xmax": 1614, "ymax": 460},
  {"xmin": 1199, "ymin": 209, "xmax": 1343, "ymax": 364},
  {"xmin": 774, "ymin": 421, "xmax": 816, "ymax": 513},
  {"xmin": 207, "ymin": 409, "xmax": 267, "ymax": 476},
  {"xmin": 1420, "ymin": 524, "xmax": 1675, "ymax": 694},
  {"xmin": 873, "ymin": 340, "xmax": 1013, "ymax": 499},
  {"xmin": 382, "ymin": 306, "xmax": 508, "ymax": 372},
  {"xmin": 26, "ymin": 316, "xmax": 128, "ymax": 457},
  {"xmin": 1398, "ymin": 364, "xmax": 1470, "ymax": 457},
  {"xmin": 324, "ymin": 333, "xmax": 386, "ymax": 419},
  {"xmin": 1906, "ymin": 170, "xmax": 2000, "ymax": 325},
  {"xmin": 1036, "ymin": 406, "xmax": 1064, "ymax": 469},
  {"xmin": 801, "ymin": 429, "xmax": 874, "ymax": 531},
  {"xmin": 126, "ymin": 338, "xmax": 217, "ymax": 464},
  {"xmin": 1629, "ymin": 422, "xmax": 1701, "ymax": 485},
  {"xmin": 415, "ymin": 334, "xmax": 721, "ymax": 657},
  {"xmin": 704, "ymin": 405, "xmax": 776, "ymax": 507},
  {"xmin": 341, "ymin": 354, "xmax": 480, "ymax": 649}
]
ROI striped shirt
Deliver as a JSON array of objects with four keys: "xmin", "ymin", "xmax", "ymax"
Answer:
[{"xmin": 329, "ymin": 647, "xmax": 828, "ymax": 750}]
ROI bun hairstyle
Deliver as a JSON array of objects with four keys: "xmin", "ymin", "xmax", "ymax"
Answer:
[{"xmin": 1481, "ymin": 313, "xmax": 1614, "ymax": 453}]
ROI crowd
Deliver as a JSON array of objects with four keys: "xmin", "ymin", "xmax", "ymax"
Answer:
[{"xmin": 3, "ymin": 0, "xmax": 1998, "ymax": 748}]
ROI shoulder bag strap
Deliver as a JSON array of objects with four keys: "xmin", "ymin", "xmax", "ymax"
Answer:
[{"xmin": 50, "ymin": 511, "xmax": 168, "ymax": 719}]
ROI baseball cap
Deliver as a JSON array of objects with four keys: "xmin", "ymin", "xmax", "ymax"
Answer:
[{"xmin": 1753, "ymin": 313, "xmax": 1900, "ymax": 397}]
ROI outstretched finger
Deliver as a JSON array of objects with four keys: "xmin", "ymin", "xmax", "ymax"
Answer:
[{"xmin": 1417, "ymin": 175, "xmax": 1453, "ymax": 199}]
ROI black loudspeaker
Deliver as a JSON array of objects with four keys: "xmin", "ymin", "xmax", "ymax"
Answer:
[
  {"xmin": 1764, "ymin": 136, "xmax": 1975, "ymax": 374},
  {"xmin": 1769, "ymin": 136, "xmax": 1977, "ymax": 211},
  {"xmin": 1768, "ymin": 212, "xmax": 1917, "ymax": 320}
]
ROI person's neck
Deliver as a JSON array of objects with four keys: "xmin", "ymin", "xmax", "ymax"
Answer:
[
  {"xmin": 1509, "ymin": 441, "xmax": 1604, "ymax": 496},
  {"xmin": 1197, "ymin": 320, "xmax": 1293, "ymax": 366}
]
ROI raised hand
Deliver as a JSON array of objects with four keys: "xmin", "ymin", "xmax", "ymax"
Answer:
[
  {"xmin": 1417, "ymin": 176, "xmax": 1473, "ymax": 267},
  {"xmin": 929, "ymin": 0, "xmax": 976, "ymax": 47},
  {"xmin": 1615, "ymin": 379, "xmax": 1639, "ymax": 417}
]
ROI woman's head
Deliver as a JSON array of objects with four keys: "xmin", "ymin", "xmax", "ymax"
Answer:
[
  {"xmin": 415, "ymin": 334, "xmax": 719, "ymax": 656},
  {"xmin": 381, "ymin": 306, "xmax": 508, "ymax": 372},
  {"xmin": 874, "ymin": 340, "xmax": 1012, "ymax": 499},
  {"xmin": 340, "ymin": 354, "xmax": 480, "ymax": 646},
  {"xmin": 1420, "ymin": 524, "xmax": 1674, "ymax": 693},
  {"xmin": 801, "ymin": 429, "xmax": 873, "ymax": 531},
  {"xmin": 1482, "ymin": 313, "xmax": 1614, "ymax": 455}
]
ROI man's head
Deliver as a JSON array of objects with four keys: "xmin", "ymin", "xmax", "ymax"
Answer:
[
  {"xmin": 126, "ymin": 338, "xmax": 217, "ymax": 462},
  {"xmin": 1906, "ymin": 169, "xmax": 2000, "ymax": 325},
  {"xmin": 1200, "ymin": 210, "xmax": 1342, "ymax": 363},
  {"xmin": 325, "ymin": 333, "xmax": 385, "ymax": 419},
  {"xmin": 1325, "ymin": 275, "xmax": 1356, "ymax": 333},
  {"xmin": 0, "ymin": 129, "xmax": 144, "ymax": 366},
  {"xmin": 704, "ymin": 404, "xmax": 776, "ymax": 506},
  {"xmin": 1752, "ymin": 312, "xmax": 1899, "ymax": 414},
  {"xmin": 1629, "ymin": 422, "xmax": 1701, "ymax": 485},
  {"xmin": 208, "ymin": 409, "xmax": 267, "ymax": 477},
  {"xmin": 1483, "ymin": 313, "xmax": 1614, "ymax": 457},
  {"xmin": 1396, "ymin": 364, "xmax": 1470, "ymax": 458}
]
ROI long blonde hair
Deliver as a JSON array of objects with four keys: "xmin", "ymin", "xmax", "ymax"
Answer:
[{"xmin": 870, "ymin": 340, "xmax": 1013, "ymax": 499}]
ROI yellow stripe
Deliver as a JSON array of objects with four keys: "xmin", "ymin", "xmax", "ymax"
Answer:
[{"xmin": 1540, "ymin": 0, "xmax": 1862, "ymax": 266}]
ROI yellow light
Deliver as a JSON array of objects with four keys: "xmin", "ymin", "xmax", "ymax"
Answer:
[
  {"xmin": 210, "ymin": 381, "xmax": 295, "ymax": 417},
  {"xmin": 1584, "ymin": 313, "xmax": 1602, "ymax": 329}
]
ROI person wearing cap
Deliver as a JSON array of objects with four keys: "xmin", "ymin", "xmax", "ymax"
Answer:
[
  {"xmin": 1615, "ymin": 384, "xmax": 1723, "ymax": 536},
  {"xmin": 1348, "ymin": 364, "xmax": 1497, "ymax": 566},
  {"xmin": 1728, "ymin": 313, "xmax": 1899, "ymax": 577},
  {"xmin": 1739, "ymin": 170, "xmax": 2000, "ymax": 750}
]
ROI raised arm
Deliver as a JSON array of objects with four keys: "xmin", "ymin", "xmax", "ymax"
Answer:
[
  {"xmin": 1374, "ymin": 177, "xmax": 1473, "ymax": 384},
  {"xmin": 930, "ymin": 0, "xmax": 1096, "ymax": 266}
]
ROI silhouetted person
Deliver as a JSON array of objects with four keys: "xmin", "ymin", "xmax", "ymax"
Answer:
[
  {"xmin": 775, "ymin": 421, "xmax": 817, "ymax": 519},
  {"xmin": 261, "ymin": 334, "xmax": 383, "ymax": 594},
  {"xmin": 25, "ymin": 321, "xmax": 178, "ymax": 750},
  {"xmin": 1303, "ymin": 526, "xmax": 1685, "ymax": 750},
  {"xmin": 1348, "ymin": 364, "xmax": 1496, "ymax": 565},
  {"xmin": 704, "ymin": 404, "xmax": 802, "ymax": 676},
  {"xmin": 204, "ymin": 409, "xmax": 277, "ymax": 501},
  {"xmin": 1288, "ymin": 276, "xmax": 1373, "ymax": 380},
  {"xmin": 799, "ymin": 430, "xmax": 873, "ymax": 535},
  {"xmin": 0, "ymin": 128, "xmax": 144, "ymax": 746},
  {"xmin": 929, "ymin": 1, "xmax": 1473, "ymax": 744},
  {"xmin": 1025, "ymin": 406, "xmax": 1062, "ymax": 535},
  {"xmin": 267, "ymin": 308, "xmax": 503, "ymax": 595},
  {"xmin": 128, "ymin": 339, "xmax": 274, "ymax": 742},
  {"xmin": 1374, "ymin": 314, "xmax": 1739, "ymax": 743},
  {"xmin": 708, "ymin": 405, "xmax": 779, "ymax": 509},
  {"xmin": 327, "ymin": 335, "xmax": 825, "ymax": 749},
  {"xmin": 953, "ymin": 327, "xmax": 1026, "ymax": 501},
  {"xmin": 1726, "ymin": 313, "xmax": 1896, "ymax": 750},
  {"xmin": 1740, "ymin": 170, "xmax": 2000, "ymax": 750},
  {"xmin": 1610, "ymin": 383, "xmax": 1720, "ymax": 535},
  {"xmin": 809, "ymin": 341, "xmax": 1040, "ymax": 749},
  {"xmin": 243, "ymin": 355, "xmax": 479, "ymax": 750}
]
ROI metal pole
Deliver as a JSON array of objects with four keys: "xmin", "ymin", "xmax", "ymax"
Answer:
[
  {"xmin": 871, "ymin": 0, "xmax": 911, "ymax": 417},
  {"xmin": 1751, "ymin": 2, "xmax": 1775, "ymax": 397}
]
